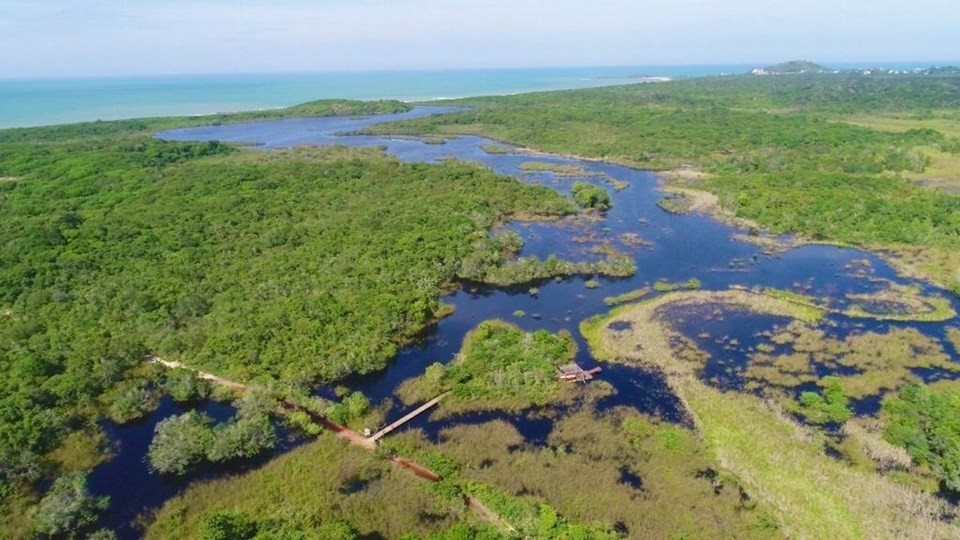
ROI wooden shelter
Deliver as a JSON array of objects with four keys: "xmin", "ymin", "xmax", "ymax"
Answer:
[{"xmin": 556, "ymin": 362, "xmax": 602, "ymax": 382}]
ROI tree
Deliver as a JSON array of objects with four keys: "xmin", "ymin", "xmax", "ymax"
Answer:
[
  {"xmin": 108, "ymin": 383, "xmax": 160, "ymax": 424},
  {"xmin": 328, "ymin": 392, "xmax": 371, "ymax": 425},
  {"xmin": 164, "ymin": 368, "xmax": 211, "ymax": 403},
  {"xmin": 206, "ymin": 414, "xmax": 276, "ymax": 463},
  {"xmin": 234, "ymin": 389, "xmax": 277, "ymax": 419},
  {"xmin": 571, "ymin": 182, "xmax": 611, "ymax": 210},
  {"xmin": 33, "ymin": 472, "xmax": 108, "ymax": 537},
  {"xmin": 884, "ymin": 383, "xmax": 960, "ymax": 493},
  {"xmin": 148, "ymin": 411, "xmax": 214, "ymax": 475}
]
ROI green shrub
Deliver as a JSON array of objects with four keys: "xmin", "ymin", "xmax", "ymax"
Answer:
[
  {"xmin": 164, "ymin": 368, "xmax": 211, "ymax": 403},
  {"xmin": 33, "ymin": 472, "xmax": 108, "ymax": 537},
  {"xmin": 327, "ymin": 392, "xmax": 371, "ymax": 426},
  {"xmin": 285, "ymin": 411, "xmax": 322, "ymax": 437},
  {"xmin": 200, "ymin": 512, "xmax": 257, "ymax": 540},
  {"xmin": 796, "ymin": 376, "xmax": 853, "ymax": 424},
  {"xmin": 206, "ymin": 414, "xmax": 276, "ymax": 463},
  {"xmin": 148, "ymin": 411, "xmax": 215, "ymax": 475},
  {"xmin": 199, "ymin": 511, "xmax": 359, "ymax": 540},
  {"xmin": 571, "ymin": 182, "xmax": 611, "ymax": 210},
  {"xmin": 884, "ymin": 382, "xmax": 960, "ymax": 493},
  {"xmin": 441, "ymin": 320, "xmax": 574, "ymax": 407},
  {"xmin": 108, "ymin": 383, "xmax": 160, "ymax": 424}
]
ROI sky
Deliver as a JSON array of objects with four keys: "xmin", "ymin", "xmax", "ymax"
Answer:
[{"xmin": 1, "ymin": 0, "xmax": 958, "ymax": 78}]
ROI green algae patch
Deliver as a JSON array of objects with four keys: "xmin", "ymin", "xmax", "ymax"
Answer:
[
  {"xmin": 581, "ymin": 289, "xmax": 959, "ymax": 539},
  {"xmin": 843, "ymin": 283, "xmax": 956, "ymax": 322}
]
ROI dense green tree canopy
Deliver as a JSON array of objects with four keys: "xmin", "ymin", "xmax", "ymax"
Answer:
[{"xmin": 0, "ymin": 103, "xmax": 571, "ymax": 529}]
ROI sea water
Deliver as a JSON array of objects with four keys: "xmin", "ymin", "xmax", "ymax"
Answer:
[{"xmin": 3, "ymin": 62, "xmax": 945, "ymax": 129}]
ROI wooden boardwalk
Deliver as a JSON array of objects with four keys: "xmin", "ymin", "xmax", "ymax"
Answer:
[
  {"xmin": 149, "ymin": 358, "xmax": 508, "ymax": 530},
  {"xmin": 369, "ymin": 392, "xmax": 450, "ymax": 442}
]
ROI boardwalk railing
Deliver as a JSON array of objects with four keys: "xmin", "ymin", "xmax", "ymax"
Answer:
[{"xmin": 369, "ymin": 391, "xmax": 450, "ymax": 442}]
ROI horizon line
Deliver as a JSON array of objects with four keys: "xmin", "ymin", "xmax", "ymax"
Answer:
[{"xmin": 3, "ymin": 59, "xmax": 960, "ymax": 82}]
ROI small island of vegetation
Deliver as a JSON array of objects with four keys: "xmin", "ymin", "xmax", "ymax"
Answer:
[{"xmin": 398, "ymin": 320, "xmax": 580, "ymax": 414}]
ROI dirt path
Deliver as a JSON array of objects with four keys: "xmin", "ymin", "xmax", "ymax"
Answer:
[{"xmin": 149, "ymin": 356, "xmax": 248, "ymax": 392}]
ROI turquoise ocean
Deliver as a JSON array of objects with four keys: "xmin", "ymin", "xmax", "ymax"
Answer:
[{"xmin": 0, "ymin": 63, "xmax": 950, "ymax": 129}]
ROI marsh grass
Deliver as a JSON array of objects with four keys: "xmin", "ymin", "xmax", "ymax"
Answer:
[
  {"xmin": 844, "ymin": 284, "xmax": 956, "ymax": 322},
  {"xmin": 45, "ymin": 430, "xmax": 110, "ymax": 474},
  {"xmin": 481, "ymin": 144, "xmax": 513, "ymax": 154},
  {"xmin": 583, "ymin": 290, "xmax": 959, "ymax": 539},
  {"xmin": 518, "ymin": 161, "xmax": 586, "ymax": 176},
  {"xmin": 948, "ymin": 327, "xmax": 960, "ymax": 352},
  {"xmin": 617, "ymin": 232, "xmax": 651, "ymax": 248},
  {"xmin": 760, "ymin": 288, "xmax": 828, "ymax": 313},
  {"xmin": 145, "ymin": 435, "xmax": 467, "ymax": 539},
  {"xmin": 652, "ymin": 278, "xmax": 702, "ymax": 293},
  {"xmin": 400, "ymin": 408, "xmax": 780, "ymax": 539},
  {"xmin": 656, "ymin": 193, "xmax": 694, "ymax": 214},
  {"xmin": 603, "ymin": 287, "xmax": 651, "ymax": 307},
  {"xmin": 748, "ymin": 325, "xmax": 960, "ymax": 399}
]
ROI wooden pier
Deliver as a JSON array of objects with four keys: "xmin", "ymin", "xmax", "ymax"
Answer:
[{"xmin": 368, "ymin": 391, "xmax": 450, "ymax": 442}]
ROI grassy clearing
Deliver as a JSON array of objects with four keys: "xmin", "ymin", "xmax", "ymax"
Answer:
[
  {"xmin": 839, "ymin": 113, "xmax": 960, "ymax": 139},
  {"xmin": 839, "ymin": 113, "xmax": 960, "ymax": 190},
  {"xmin": 145, "ymin": 435, "xmax": 468, "ymax": 539},
  {"xmin": 583, "ymin": 290, "xmax": 958, "ymax": 539},
  {"xmin": 44, "ymin": 429, "xmax": 110, "ymax": 474}
]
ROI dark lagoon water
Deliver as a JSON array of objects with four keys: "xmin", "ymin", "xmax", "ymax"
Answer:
[{"xmin": 88, "ymin": 106, "xmax": 960, "ymax": 537}]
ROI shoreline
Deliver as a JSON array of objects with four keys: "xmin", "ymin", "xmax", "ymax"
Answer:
[{"xmin": 0, "ymin": 71, "xmax": 664, "ymax": 130}]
